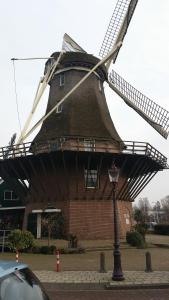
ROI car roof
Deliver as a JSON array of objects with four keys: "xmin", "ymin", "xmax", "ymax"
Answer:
[{"xmin": 0, "ymin": 260, "xmax": 28, "ymax": 278}]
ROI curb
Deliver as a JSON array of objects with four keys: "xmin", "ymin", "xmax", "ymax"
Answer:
[
  {"xmin": 43, "ymin": 282, "xmax": 169, "ymax": 291},
  {"xmin": 153, "ymin": 243, "xmax": 169, "ymax": 249},
  {"xmin": 105, "ymin": 283, "xmax": 169, "ymax": 290},
  {"xmin": 43, "ymin": 282, "xmax": 105, "ymax": 290}
]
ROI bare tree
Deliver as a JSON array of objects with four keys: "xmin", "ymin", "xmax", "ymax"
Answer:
[
  {"xmin": 41, "ymin": 213, "xmax": 64, "ymax": 246},
  {"xmin": 152, "ymin": 200, "xmax": 161, "ymax": 223},
  {"xmin": 160, "ymin": 195, "xmax": 169, "ymax": 222},
  {"xmin": 137, "ymin": 197, "xmax": 151, "ymax": 223}
]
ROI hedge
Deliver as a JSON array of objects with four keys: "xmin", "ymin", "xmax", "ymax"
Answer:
[
  {"xmin": 22, "ymin": 245, "xmax": 85, "ymax": 254},
  {"xmin": 154, "ymin": 224, "xmax": 169, "ymax": 235}
]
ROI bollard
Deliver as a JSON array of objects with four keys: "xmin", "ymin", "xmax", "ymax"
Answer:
[
  {"xmin": 56, "ymin": 250, "xmax": 60, "ymax": 272},
  {"xmin": 145, "ymin": 251, "xmax": 153, "ymax": 272},
  {"xmin": 99, "ymin": 252, "xmax": 106, "ymax": 273},
  {"xmin": 16, "ymin": 250, "xmax": 19, "ymax": 263}
]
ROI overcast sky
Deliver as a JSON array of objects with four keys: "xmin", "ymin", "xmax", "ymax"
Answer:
[{"xmin": 0, "ymin": 0, "xmax": 168, "ymax": 205}]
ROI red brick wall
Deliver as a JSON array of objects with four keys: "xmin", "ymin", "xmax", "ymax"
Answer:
[
  {"xmin": 23, "ymin": 153, "xmax": 133, "ymax": 239},
  {"xmin": 67, "ymin": 199, "xmax": 132, "ymax": 239},
  {"xmin": 23, "ymin": 198, "xmax": 132, "ymax": 240}
]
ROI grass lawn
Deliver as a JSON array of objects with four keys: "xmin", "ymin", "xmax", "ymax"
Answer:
[{"xmin": 1, "ymin": 245, "xmax": 169, "ymax": 272}]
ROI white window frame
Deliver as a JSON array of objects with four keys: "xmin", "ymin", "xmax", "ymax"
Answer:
[
  {"xmin": 4, "ymin": 190, "xmax": 19, "ymax": 201},
  {"xmin": 84, "ymin": 169, "xmax": 98, "ymax": 188},
  {"xmin": 59, "ymin": 73, "xmax": 65, "ymax": 86},
  {"xmin": 84, "ymin": 139, "xmax": 95, "ymax": 152},
  {"xmin": 56, "ymin": 104, "xmax": 63, "ymax": 113},
  {"xmin": 98, "ymin": 79, "xmax": 102, "ymax": 92}
]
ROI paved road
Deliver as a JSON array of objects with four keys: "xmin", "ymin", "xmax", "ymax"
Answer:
[{"xmin": 47, "ymin": 289, "xmax": 169, "ymax": 300}]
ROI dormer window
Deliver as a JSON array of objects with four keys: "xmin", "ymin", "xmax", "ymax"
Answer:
[{"xmin": 59, "ymin": 73, "xmax": 65, "ymax": 86}]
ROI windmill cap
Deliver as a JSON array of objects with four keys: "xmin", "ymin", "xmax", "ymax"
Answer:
[{"xmin": 45, "ymin": 52, "xmax": 108, "ymax": 81}]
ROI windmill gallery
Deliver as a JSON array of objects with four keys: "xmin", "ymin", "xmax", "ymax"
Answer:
[{"xmin": 0, "ymin": 0, "xmax": 168, "ymax": 240}]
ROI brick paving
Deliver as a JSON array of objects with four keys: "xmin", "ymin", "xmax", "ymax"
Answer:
[{"xmin": 35, "ymin": 270, "xmax": 169, "ymax": 287}]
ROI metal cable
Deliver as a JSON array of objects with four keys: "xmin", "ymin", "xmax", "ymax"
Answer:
[{"xmin": 12, "ymin": 60, "xmax": 22, "ymax": 134}]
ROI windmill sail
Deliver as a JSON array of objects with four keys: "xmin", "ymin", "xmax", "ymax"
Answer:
[
  {"xmin": 62, "ymin": 33, "xmax": 86, "ymax": 52},
  {"xmin": 99, "ymin": 0, "xmax": 138, "ymax": 63},
  {"xmin": 108, "ymin": 70, "xmax": 169, "ymax": 139}
]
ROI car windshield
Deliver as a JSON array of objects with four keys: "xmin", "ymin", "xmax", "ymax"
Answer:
[{"xmin": 0, "ymin": 267, "xmax": 49, "ymax": 300}]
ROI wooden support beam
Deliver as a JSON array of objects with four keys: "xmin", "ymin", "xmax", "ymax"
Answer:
[
  {"xmin": 28, "ymin": 158, "xmax": 46, "ymax": 199},
  {"xmin": 62, "ymin": 151, "xmax": 70, "ymax": 201}
]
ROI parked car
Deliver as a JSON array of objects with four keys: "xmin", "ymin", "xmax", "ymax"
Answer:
[{"xmin": 0, "ymin": 260, "xmax": 50, "ymax": 300}]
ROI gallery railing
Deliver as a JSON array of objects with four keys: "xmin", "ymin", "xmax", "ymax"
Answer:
[{"xmin": 0, "ymin": 137, "xmax": 167, "ymax": 168}]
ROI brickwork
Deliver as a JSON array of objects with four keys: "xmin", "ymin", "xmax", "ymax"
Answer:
[
  {"xmin": 22, "ymin": 156, "xmax": 133, "ymax": 239},
  {"xmin": 67, "ymin": 199, "xmax": 132, "ymax": 239},
  {"xmin": 23, "ymin": 196, "xmax": 132, "ymax": 239}
]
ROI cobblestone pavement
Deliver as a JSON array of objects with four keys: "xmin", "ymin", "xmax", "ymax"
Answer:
[{"xmin": 35, "ymin": 270, "xmax": 169, "ymax": 287}]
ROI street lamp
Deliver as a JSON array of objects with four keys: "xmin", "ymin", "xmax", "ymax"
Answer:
[{"xmin": 108, "ymin": 164, "xmax": 125, "ymax": 281}]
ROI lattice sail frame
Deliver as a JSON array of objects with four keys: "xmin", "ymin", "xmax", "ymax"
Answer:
[
  {"xmin": 108, "ymin": 70, "xmax": 169, "ymax": 139},
  {"xmin": 99, "ymin": 0, "xmax": 138, "ymax": 62}
]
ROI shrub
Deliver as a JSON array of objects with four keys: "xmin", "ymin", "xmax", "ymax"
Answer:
[
  {"xmin": 154, "ymin": 224, "xmax": 169, "ymax": 235},
  {"xmin": 135, "ymin": 223, "xmax": 148, "ymax": 241},
  {"xmin": 8, "ymin": 229, "xmax": 34, "ymax": 252},
  {"xmin": 68, "ymin": 234, "xmax": 78, "ymax": 248},
  {"xmin": 50, "ymin": 245, "xmax": 57, "ymax": 254},
  {"xmin": 14, "ymin": 244, "xmax": 85, "ymax": 255},
  {"xmin": 59, "ymin": 247, "xmax": 85, "ymax": 254},
  {"xmin": 31, "ymin": 245, "xmax": 41, "ymax": 254},
  {"xmin": 40, "ymin": 246, "xmax": 51, "ymax": 254},
  {"xmin": 34, "ymin": 245, "xmax": 56, "ymax": 254},
  {"xmin": 126, "ymin": 231, "xmax": 145, "ymax": 248}
]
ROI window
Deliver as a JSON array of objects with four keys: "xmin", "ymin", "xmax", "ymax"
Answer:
[
  {"xmin": 59, "ymin": 73, "xmax": 65, "ymax": 86},
  {"xmin": 84, "ymin": 169, "xmax": 98, "ymax": 188},
  {"xmin": 84, "ymin": 139, "xmax": 95, "ymax": 152},
  {"xmin": 4, "ymin": 190, "xmax": 19, "ymax": 200},
  {"xmin": 56, "ymin": 104, "xmax": 63, "ymax": 113},
  {"xmin": 98, "ymin": 80, "xmax": 102, "ymax": 92}
]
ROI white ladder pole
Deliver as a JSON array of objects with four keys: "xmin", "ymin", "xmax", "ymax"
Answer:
[{"xmin": 16, "ymin": 51, "xmax": 65, "ymax": 145}]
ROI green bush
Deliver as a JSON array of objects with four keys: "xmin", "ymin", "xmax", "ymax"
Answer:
[
  {"xmin": 9, "ymin": 243, "xmax": 85, "ymax": 255},
  {"xmin": 31, "ymin": 245, "xmax": 41, "ymax": 254},
  {"xmin": 33, "ymin": 245, "xmax": 56, "ymax": 255},
  {"xmin": 59, "ymin": 247, "xmax": 85, "ymax": 254},
  {"xmin": 31, "ymin": 246, "xmax": 85, "ymax": 254},
  {"xmin": 8, "ymin": 229, "xmax": 34, "ymax": 252},
  {"xmin": 68, "ymin": 234, "xmax": 78, "ymax": 248},
  {"xmin": 50, "ymin": 245, "xmax": 57, "ymax": 254},
  {"xmin": 135, "ymin": 223, "xmax": 148, "ymax": 241},
  {"xmin": 154, "ymin": 224, "xmax": 169, "ymax": 235},
  {"xmin": 126, "ymin": 231, "xmax": 145, "ymax": 248}
]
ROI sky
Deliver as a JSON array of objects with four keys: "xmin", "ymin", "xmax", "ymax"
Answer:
[{"xmin": 0, "ymin": 0, "xmax": 169, "ymax": 205}]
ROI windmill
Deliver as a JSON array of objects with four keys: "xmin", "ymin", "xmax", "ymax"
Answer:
[
  {"xmin": 0, "ymin": 0, "xmax": 168, "ymax": 240},
  {"xmin": 15, "ymin": 0, "xmax": 169, "ymax": 143}
]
